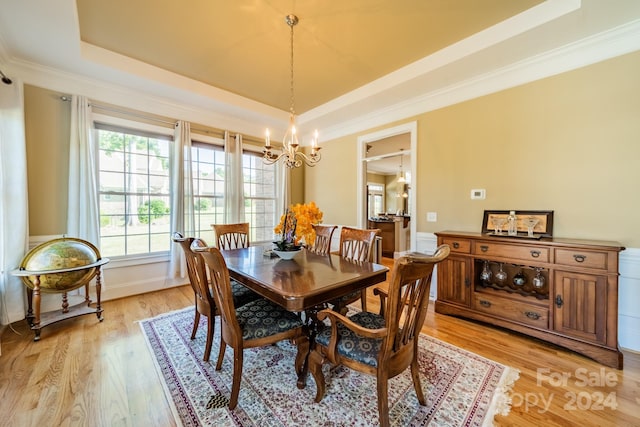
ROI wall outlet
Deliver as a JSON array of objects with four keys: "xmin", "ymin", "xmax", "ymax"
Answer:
[
  {"xmin": 471, "ymin": 189, "xmax": 486, "ymax": 200},
  {"xmin": 427, "ymin": 212, "xmax": 437, "ymax": 222}
]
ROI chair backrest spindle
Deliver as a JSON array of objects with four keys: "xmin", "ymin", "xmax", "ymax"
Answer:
[
  {"xmin": 212, "ymin": 223, "xmax": 250, "ymax": 250},
  {"xmin": 338, "ymin": 226, "xmax": 380, "ymax": 262},
  {"xmin": 308, "ymin": 224, "xmax": 337, "ymax": 255}
]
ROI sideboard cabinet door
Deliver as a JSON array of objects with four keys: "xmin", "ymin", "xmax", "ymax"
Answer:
[
  {"xmin": 437, "ymin": 256, "xmax": 471, "ymax": 307},
  {"xmin": 553, "ymin": 270, "xmax": 607, "ymax": 344}
]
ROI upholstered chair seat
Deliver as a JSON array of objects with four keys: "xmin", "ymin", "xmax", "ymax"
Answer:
[
  {"xmin": 236, "ymin": 298, "xmax": 306, "ymax": 340},
  {"xmin": 230, "ymin": 280, "xmax": 260, "ymax": 307},
  {"xmin": 315, "ymin": 311, "xmax": 386, "ymax": 367}
]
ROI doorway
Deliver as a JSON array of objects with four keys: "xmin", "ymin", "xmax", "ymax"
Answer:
[{"xmin": 357, "ymin": 122, "xmax": 417, "ymax": 254}]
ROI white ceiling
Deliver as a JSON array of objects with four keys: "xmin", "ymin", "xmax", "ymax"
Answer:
[{"xmin": 1, "ymin": 1, "xmax": 639, "ymax": 143}]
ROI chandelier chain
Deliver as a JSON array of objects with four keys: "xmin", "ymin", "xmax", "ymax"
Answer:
[{"xmin": 289, "ymin": 19, "xmax": 295, "ymax": 115}]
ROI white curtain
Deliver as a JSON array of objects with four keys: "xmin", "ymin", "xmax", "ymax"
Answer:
[
  {"xmin": 67, "ymin": 95, "xmax": 100, "ymax": 246},
  {"xmin": 224, "ymin": 131, "xmax": 245, "ymax": 223},
  {"xmin": 169, "ymin": 120, "xmax": 194, "ymax": 278},
  {"xmin": 0, "ymin": 79, "xmax": 29, "ymax": 326}
]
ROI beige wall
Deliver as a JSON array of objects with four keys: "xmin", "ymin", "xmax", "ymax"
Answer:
[
  {"xmin": 304, "ymin": 133, "xmax": 360, "ymax": 226},
  {"xmin": 305, "ymin": 51, "xmax": 640, "ymax": 248},
  {"xmin": 24, "ymin": 85, "xmax": 70, "ymax": 235},
  {"xmin": 23, "ymin": 51, "xmax": 640, "ymax": 247},
  {"xmin": 290, "ymin": 165, "xmax": 304, "ymax": 205},
  {"xmin": 366, "ymin": 172, "xmax": 386, "ymax": 185}
]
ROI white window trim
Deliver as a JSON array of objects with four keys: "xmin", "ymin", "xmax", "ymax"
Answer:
[{"xmin": 94, "ymin": 113, "xmax": 175, "ymax": 261}]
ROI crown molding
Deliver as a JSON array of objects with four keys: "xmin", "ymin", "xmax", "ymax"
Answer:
[
  {"xmin": 302, "ymin": 0, "xmax": 581, "ymax": 125},
  {"xmin": 9, "ymin": 58, "xmax": 282, "ymax": 139},
  {"xmin": 317, "ymin": 18, "xmax": 640, "ymax": 142}
]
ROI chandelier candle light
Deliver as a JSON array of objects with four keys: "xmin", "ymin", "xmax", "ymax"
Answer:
[{"xmin": 263, "ymin": 14, "xmax": 321, "ymax": 168}]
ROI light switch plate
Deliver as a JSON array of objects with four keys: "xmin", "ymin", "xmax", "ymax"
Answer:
[
  {"xmin": 471, "ymin": 189, "xmax": 486, "ymax": 200},
  {"xmin": 427, "ymin": 212, "xmax": 437, "ymax": 222}
]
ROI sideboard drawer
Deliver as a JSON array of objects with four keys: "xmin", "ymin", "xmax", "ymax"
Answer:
[
  {"xmin": 473, "ymin": 293, "xmax": 548, "ymax": 329},
  {"xmin": 442, "ymin": 237, "xmax": 471, "ymax": 254},
  {"xmin": 473, "ymin": 242, "xmax": 550, "ymax": 263},
  {"xmin": 555, "ymin": 249, "xmax": 608, "ymax": 270}
]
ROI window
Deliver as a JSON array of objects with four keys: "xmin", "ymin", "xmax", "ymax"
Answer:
[
  {"xmin": 368, "ymin": 183, "xmax": 385, "ymax": 218},
  {"xmin": 243, "ymin": 150, "xmax": 278, "ymax": 243},
  {"xmin": 189, "ymin": 142, "xmax": 279, "ymax": 245},
  {"xmin": 191, "ymin": 142, "xmax": 225, "ymax": 244},
  {"xmin": 96, "ymin": 118, "xmax": 279, "ymax": 258},
  {"xmin": 97, "ymin": 124, "xmax": 171, "ymax": 257}
]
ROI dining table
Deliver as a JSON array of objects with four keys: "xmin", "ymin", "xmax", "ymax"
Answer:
[
  {"xmin": 221, "ymin": 246, "xmax": 388, "ymax": 312},
  {"xmin": 220, "ymin": 245, "xmax": 389, "ymax": 386}
]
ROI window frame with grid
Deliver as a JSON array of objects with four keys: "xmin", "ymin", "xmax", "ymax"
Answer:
[
  {"xmin": 191, "ymin": 140, "xmax": 225, "ymax": 244},
  {"xmin": 242, "ymin": 147, "xmax": 280, "ymax": 244},
  {"xmin": 96, "ymin": 122, "xmax": 172, "ymax": 258},
  {"xmin": 189, "ymin": 141, "xmax": 281, "ymax": 245}
]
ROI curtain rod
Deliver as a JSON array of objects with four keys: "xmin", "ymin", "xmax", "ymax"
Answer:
[
  {"xmin": 60, "ymin": 95, "xmax": 176, "ymax": 126},
  {"xmin": 92, "ymin": 101, "xmax": 177, "ymax": 127}
]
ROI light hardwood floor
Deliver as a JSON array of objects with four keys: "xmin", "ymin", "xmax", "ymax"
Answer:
[{"xmin": 1, "ymin": 258, "xmax": 638, "ymax": 426}]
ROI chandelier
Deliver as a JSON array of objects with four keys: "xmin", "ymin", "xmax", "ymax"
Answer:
[
  {"xmin": 397, "ymin": 150, "xmax": 406, "ymax": 183},
  {"xmin": 263, "ymin": 14, "xmax": 321, "ymax": 168}
]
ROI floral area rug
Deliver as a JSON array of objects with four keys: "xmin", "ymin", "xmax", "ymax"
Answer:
[{"xmin": 139, "ymin": 307, "xmax": 519, "ymax": 427}]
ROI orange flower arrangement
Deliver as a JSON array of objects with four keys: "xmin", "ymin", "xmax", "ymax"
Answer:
[{"xmin": 274, "ymin": 202, "xmax": 323, "ymax": 248}]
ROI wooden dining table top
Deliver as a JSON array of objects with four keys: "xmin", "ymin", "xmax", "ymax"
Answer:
[{"xmin": 221, "ymin": 246, "xmax": 389, "ymax": 312}]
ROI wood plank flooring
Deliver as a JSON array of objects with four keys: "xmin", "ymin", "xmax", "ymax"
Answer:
[{"xmin": 1, "ymin": 257, "xmax": 638, "ymax": 426}]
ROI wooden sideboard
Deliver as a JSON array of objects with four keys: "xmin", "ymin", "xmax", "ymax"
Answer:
[{"xmin": 435, "ymin": 231, "xmax": 625, "ymax": 368}]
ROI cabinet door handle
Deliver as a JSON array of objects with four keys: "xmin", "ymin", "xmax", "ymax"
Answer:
[
  {"xmin": 524, "ymin": 311, "xmax": 541, "ymax": 320},
  {"xmin": 480, "ymin": 245, "xmax": 489, "ymax": 252},
  {"xmin": 555, "ymin": 295, "xmax": 564, "ymax": 308},
  {"xmin": 479, "ymin": 300, "xmax": 491, "ymax": 307},
  {"xmin": 464, "ymin": 278, "xmax": 470, "ymax": 288},
  {"xmin": 573, "ymin": 254, "xmax": 587, "ymax": 263},
  {"xmin": 530, "ymin": 250, "xmax": 541, "ymax": 258},
  {"xmin": 452, "ymin": 242, "xmax": 460, "ymax": 249}
]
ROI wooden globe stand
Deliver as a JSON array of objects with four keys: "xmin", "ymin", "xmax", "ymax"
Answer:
[{"xmin": 13, "ymin": 260, "xmax": 109, "ymax": 341}]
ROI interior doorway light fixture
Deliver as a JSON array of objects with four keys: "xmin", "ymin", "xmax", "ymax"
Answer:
[
  {"xmin": 397, "ymin": 150, "xmax": 406, "ymax": 183},
  {"xmin": 263, "ymin": 14, "xmax": 321, "ymax": 168}
]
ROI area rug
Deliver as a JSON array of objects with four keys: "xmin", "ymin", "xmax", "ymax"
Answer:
[{"xmin": 140, "ymin": 307, "xmax": 519, "ymax": 427}]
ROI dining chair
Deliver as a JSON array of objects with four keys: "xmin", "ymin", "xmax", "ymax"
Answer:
[
  {"xmin": 191, "ymin": 239, "xmax": 309, "ymax": 409},
  {"xmin": 331, "ymin": 226, "xmax": 381, "ymax": 313},
  {"xmin": 172, "ymin": 233, "xmax": 259, "ymax": 362},
  {"xmin": 212, "ymin": 222, "xmax": 250, "ymax": 249},
  {"xmin": 308, "ymin": 245, "xmax": 451, "ymax": 427},
  {"xmin": 307, "ymin": 224, "xmax": 337, "ymax": 255}
]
